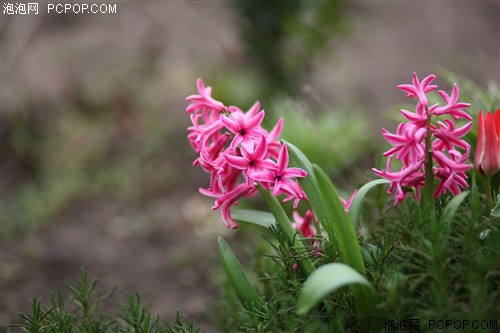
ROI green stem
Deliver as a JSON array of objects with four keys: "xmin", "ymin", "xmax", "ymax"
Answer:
[
  {"xmin": 421, "ymin": 107, "xmax": 435, "ymax": 213},
  {"xmin": 485, "ymin": 175, "xmax": 493, "ymax": 212}
]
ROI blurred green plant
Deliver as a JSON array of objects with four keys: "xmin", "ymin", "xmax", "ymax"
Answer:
[
  {"xmin": 270, "ymin": 100, "xmax": 372, "ymax": 178},
  {"xmin": 2, "ymin": 57, "xmax": 189, "ymax": 240},
  {"xmin": 233, "ymin": 0, "xmax": 348, "ymax": 100},
  {"xmin": 6, "ymin": 269, "xmax": 204, "ymax": 333}
]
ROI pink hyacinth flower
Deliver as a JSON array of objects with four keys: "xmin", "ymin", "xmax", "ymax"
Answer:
[
  {"xmin": 340, "ymin": 189, "xmax": 358, "ymax": 213},
  {"xmin": 199, "ymin": 183, "xmax": 256, "ymax": 229},
  {"xmin": 293, "ymin": 209, "xmax": 315, "ymax": 238},
  {"xmin": 251, "ymin": 144, "xmax": 307, "ymax": 199},
  {"xmin": 221, "ymin": 102, "xmax": 266, "ymax": 153},
  {"xmin": 224, "ymin": 135, "xmax": 276, "ymax": 186},
  {"xmin": 433, "ymin": 150, "xmax": 471, "ymax": 197},
  {"xmin": 432, "ymin": 85, "xmax": 472, "ymax": 120},
  {"xmin": 186, "ymin": 78, "xmax": 226, "ymax": 116},
  {"xmin": 373, "ymin": 162, "xmax": 424, "ymax": 206},
  {"xmin": 382, "ymin": 123, "xmax": 427, "ymax": 165},
  {"xmin": 397, "ymin": 72, "xmax": 437, "ymax": 107},
  {"xmin": 432, "ymin": 119, "xmax": 472, "ymax": 152}
]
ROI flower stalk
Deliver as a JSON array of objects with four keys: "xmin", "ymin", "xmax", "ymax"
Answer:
[
  {"xmin": 422, "ymin": 106, "xmax": 436, "ymax": 212},
  {"xmin": 485, "ymin": 175, "xmax": 493, "ymax": 211}
]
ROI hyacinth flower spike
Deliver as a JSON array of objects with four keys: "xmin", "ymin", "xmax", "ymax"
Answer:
[
  {"xmin": 474, "ymin": 109, "xmax": 500, "ymax": 210},
  {"xmin": 374, "ymin": 73, "xmax": 472, "ymax": 207},
  {"xmin": 186, "ymin": 79, "xmax": 309, "ymax": 229}
]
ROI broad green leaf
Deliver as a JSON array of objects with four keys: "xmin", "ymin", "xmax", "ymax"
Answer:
[
  {"xmin": 284, "ymin": 140, "xmax": 334, "ymax": 242},
  {"xmin": 231, "ymin": 209, "xmax": 276, "ymax": 229},
  {"xmin": 349, "ymin": 179, "xmax": 390, "ymax": 230},
  {"xmin": 296, "ymin": 263, "xmax": 372, "ymax": 314},
  {"xmin": 439, "ymin": 191, "xmax": 469, "ymax": 226},
  {"xmin": 217, "ymin": 237, "xmax": 263, "ymax": 309}
]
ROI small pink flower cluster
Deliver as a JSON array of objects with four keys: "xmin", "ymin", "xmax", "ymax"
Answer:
[
  {"xmin": 186, "ymin": 79, "xmax": 308, "ymax": 229},
  {"xmin": 373, "ymin": 73, "xmax": 472, "ymax": 205}
]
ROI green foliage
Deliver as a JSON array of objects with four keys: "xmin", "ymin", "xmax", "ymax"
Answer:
[
  {"xmin": 3, "ymin": 57, "xmax": 186, "ymax": 241},
  {"xmin": 12, "ymin": 270, "xmax": 205, "ymax": 333},
  {"xmin": 212, "ymin": 227, "xmax": 354, "ymax": 333},
  {"xmin": 376, "ymin": 198, "xmax": 500, "ymax": 323},
  {"xmin": 274, "ymin": 102, "xmax": 371, "ymax": 176}
]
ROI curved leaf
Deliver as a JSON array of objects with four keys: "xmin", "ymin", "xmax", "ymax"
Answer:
[
  {"xmin": 297, "ymin": 263, "xmax": 372, "ymax": 315},
  {"xmin": 217, "ymin": 237, "xmax": 263, "ymax": 309},
  {"xmin": 284, "ymin": 140, "xmax": 334, "ymax": 242},
  {"xmin": 231, "ymin": 209, "xmax": 276, "ymax": 229},
  {"xmin": 312, "ymin": 165, "xmax": 365, "ymax": 276},
  {"xmin": 349, "ymin": 179, "xmax": 390, "ymax": 229}
]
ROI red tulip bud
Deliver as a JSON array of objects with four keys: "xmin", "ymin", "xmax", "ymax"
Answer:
[{"xmin": 474, "ymin": 109, "xmax": 500, "ymax": 176}]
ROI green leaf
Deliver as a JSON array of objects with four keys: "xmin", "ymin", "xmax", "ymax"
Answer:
[
  {"xmin": 349, "ymin": 179, "xmax": 390, "ymax": 230},
  {"xmin": 284, "ymin": 140, "xmax": 334, "ymax": 242},
  {"xmin": 217, "ymin": 237, "xmax": 263, "ymax": 309},
  {"xmin": 231, "ymin": 209, "xmax": 276, "ymax": 229},
  {"xmin": 312, "ymin": 165, "xmax": 365, "ymax": 276},
  {"xmin": 296, "ymin": 263, "xmax": 372, "ymax": 314},
  {"xmin": 439, "ymin": 191, "xmax": 469, "ymax": 225},
  {"xmin": 313, "ymin": 165, "xmax": 382, "ymax": 330}
]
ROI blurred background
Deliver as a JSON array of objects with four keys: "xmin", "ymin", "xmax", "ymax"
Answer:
[{"xmin": 1, "ymin": 0, "xmax": 498, "ymax": 330}]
